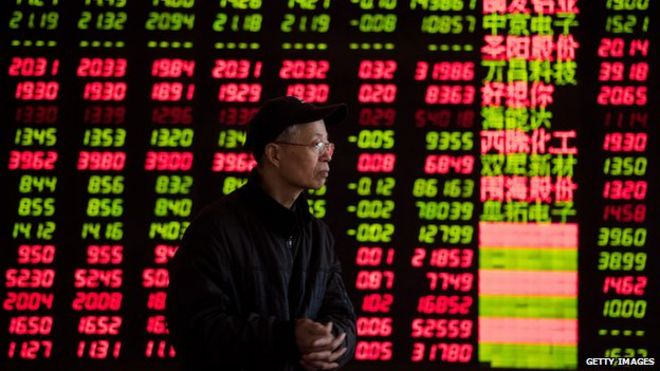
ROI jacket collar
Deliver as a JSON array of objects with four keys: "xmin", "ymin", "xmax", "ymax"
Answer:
[{"xmin": 240, "ymin": 172, "xmax": 312, "ymax": 237}]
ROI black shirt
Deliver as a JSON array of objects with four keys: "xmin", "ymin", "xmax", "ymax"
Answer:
[{"xmin": 167, "ymin": 178, "xmax": 356, "ymax": 371}]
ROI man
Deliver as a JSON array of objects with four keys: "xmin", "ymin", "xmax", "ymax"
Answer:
[{"xmin": 167, "ymin": 96, "xmax": 356, "ymax": 371}]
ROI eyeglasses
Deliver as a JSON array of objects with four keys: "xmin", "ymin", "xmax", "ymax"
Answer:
[{"xmin": 274, "ymin": 141, "xmax": 335, "ymax": 157}]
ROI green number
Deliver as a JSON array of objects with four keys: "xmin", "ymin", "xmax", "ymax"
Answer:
[
  {"xmin": 412, "ymin": 178, "xmax": 438, "ymax": 197},
  {"xmin": 308, "ymin": 199, "xmax": 326, "ymax": 218},
  {"xmin": 603, "ymin": 299, "xmax": 647, "ymax": 319},
  {"xmin": 280, "ymin": 14, "xmax": 294, "ymax": 32},
  {"xmin": 221, "ymin": 176, "xmax": 245, "ymax": 195},
  {"xmin": 356, "ymin": 199, "xmax": 395, "ymax": 219},
  {"xmin": 598, "ymin": 227, "xmax": 647, "ymax": 247},
  {"xmin": 87, "ymin": 198, "xmax": 123, "ymax": 217},
  {"xmin": 96, "ymin": 11, "xmax": 127, "ymax": 30},
  {"xmin": 359, "ymin": 13, "xmax": 397, "ymax": 33},
  {"xmin": 156, "ymin": 175, "xmax": 193, "ymax": 194},
  {"xmin": 78, "ymin": 11, "xmax": 92, "ymax": 29},
  {"xmin": 9, "ymin": 11, "xmax": 23, "ymax": 29},
  {"xmin": 154, "ymin": 198, "xmax": 192, "ymax": 217},
  {"xmin": 358, "ymin": 130, "xmax": 395, "ymax": 149},
  {"xmin": 88, "ymin": 175, "xmax": 125, "ymax": 194},
  {"xmin": 213, "ymin": 13, "xmax": 227, "ymax": 31},
  {"xmin": 18, "ymin": 197, "xmax": 55, "ymax": 217},
  {"xmin": 355, "ymin": 223, "xmax": 394, "ymax": 242},
  {"xmin": 244, "ymin": 14, "xmax": 262, "ymax": 32}
]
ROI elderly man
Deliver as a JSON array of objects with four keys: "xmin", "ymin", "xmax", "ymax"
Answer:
[{"xmin": 167, "ymin": 96, "xmax": 356, "ymax": 371}]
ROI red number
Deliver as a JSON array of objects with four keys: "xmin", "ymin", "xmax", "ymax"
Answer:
[
  {"xmin": 356, "ymin": 270, "xmax": 394, "ymax": 290},
  {"xmin": 603, "ymin": 132, "xmax": 647, "ymax": 152},
  {"xmin": 154, "ymin": 244, "xmax": 178, "ymax": 264},
  {"xmin": 598, "ymin": 62, "xmax": 625, "ymax": 81},
  {"xmin": 602, "ymin": 276, "xmax": 647, "ymax": 295},
  {"xmin": 603, "ymin": 204, "xmax": 646, "ymax": 223},
  {"xmin": 357, "ymin": 153, "xmax": 396, "ymax": 173},
  {"xmin": 77, "ymin": 340, "xmax": 121, "ymax": 359},
  {"xmin": 425, "ymin": 85, "xmax": 475, "ymax": 104},
  {"xmin": 358, "ymin": 84, "xmax": 397, "ymax": 103},
  {"xmin": 5, "ymin": 269, "xmax": 55, "ymax": 288},
  {"xmin": 358, "ymin": 60, "xmax": 396, "ymax": 79},
  {"xmin": 8, "ymin": 150, "xmax": 58, "ymax": 170},
  {"xmin": 15, "ymin": 81, "xmax": 59, "ymax": 100},
  {"xmin": 359, "ymin": 108, "xmax": 396, "ymax": 126},
  {"xmin": 212, "ymin": 59, "xmax": 255, "ymax": 79},
  {"xmin": 603, "ymin": 180, "xmax": 647, "ymax": 200},
  {"xmin": 15, "ymin": 105, "xmax": 59, "ymax": 124},
  {"xmin": 77, "ymin": 151, "xmax": 126, "ymax": 171},
  {"xmin": 424, "ymin": 155, "xmax": 474, "ymax": 174},
  {"xmin": 8, "ymin": 340, "xmax": 52, "ymax": 359},
  {"xmin": 84, "ymin": 106, "xmax": 126, "ymax": 124},
  {"xmin": 356, "ymin": 247, "xmax": 384, "ymax": 266},
  {"xmin": 211, "ymin": 152, "xmax": 257, "ymax": 172},
  {"xmin": 144, "ymin": 151, "xmax": 193, "ymax": 171},
  {"xmin": 142, "ymin": 268, "xmax": 170, "ymax": 288},
  {"xmin": 430, "ymin": 343, "xmax": 472, "ymax": 362},
  {"xmin": 411, "ymin": 319, "xmax": 473, "ymax": 339},
  {"xmin": 72, "ymin": 292, "xmax": 122, "ymax": 311},
  {"xmin": 146, "ymin": 315, "xmax": 169, "ymax": 334},
  {"xmin": 286, "ymin": 83, "xmax": 329, "ymax": 103},
  {"xmin": 3, "ymin": 292, "xmax": 54, "ymax": 311},
  {"xmin": 598, "ymin": 38, "xmax": 625, "ymax": 57},
  {"xmin": 280, "ymin": 60, "xmax": 329, "ymax": 79},
  {"xmin": 147, "ymin": 291, "xmax": 167, "ymax": 310},
  {"xmin": 361, "ymin": 293, "xmax": 393, "ymax": 313},
  {"xmin": 417, "ymin": 295, "xmax": 473, "ymax": 315},
  {"xmin": 9, "ymin": 316, "xmax": 53, "ymax": 335},
  {"xmin": 78, "ymin": 316, "xmax": 122, "ymax": 335},
  {"xmin": 17, "ymin": 244, "xmax": 55, "ymax": 264},
  {"xmin": 151, "ymin": 58, "xmax": 195, "ymax": 78},
  {"xmin": 87, "ymin": 245, "xmax": 124, "ymax": 264},
  {"xmin": 8, "ymin": 57, "xmax": 56, "ymax": 77},
  {"xmin": 597, "ymin": 86, "xmax": 647, "ymax": 106},
  {"xmin": 357, "ymin": 317, "xmax": 392, "ymax": 336},
  {"xmin": 431, "ymin": 62, "xmax": 474, "ymax": 81},
  {"xmin": 629, "ymin": 62, "xmax": 649, "ymax": 81},
  {"xmin": 426, "ymin": 272, "xmax": 473, "ymax": 291},
  {"xmin": 218, "ymin": 107, "xmax": 258, "ymax": 126},
  {"xmin": 74, "ymin": 269, "xmax": 123, "ymax": 288},
  {"xmin": 355, "ymin": 341, "xmax": 392, "ymax": 361},
  {"xmin": 77, "ymin": 58, "xmax": 127, "ymax": 77},
  {"xmin": 83, "ymin": 82, "xmax": 127, "ymax": 101},
  {"xmin": 218, "ymin": 83, "xmax": 261, "ymax": 102}
]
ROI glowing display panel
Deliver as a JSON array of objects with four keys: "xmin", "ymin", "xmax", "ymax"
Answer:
[{"xmin": 0, "ymin": 0, "xmax": 656, "ymax": 370}]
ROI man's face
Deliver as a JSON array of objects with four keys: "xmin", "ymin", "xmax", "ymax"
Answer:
[{"xmin": 276, "ymin": 120, "xmax": 332, "ymax": 191}]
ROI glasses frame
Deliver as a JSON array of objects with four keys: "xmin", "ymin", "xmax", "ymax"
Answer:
[{"xmin": 274, "ymin": 141, "xmax": 335, "ymax": 156}]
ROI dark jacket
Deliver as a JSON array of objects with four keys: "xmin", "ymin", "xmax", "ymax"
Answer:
[{"xmin": 167, "ymin": 178, "xmax": 356, "ymax": 371}]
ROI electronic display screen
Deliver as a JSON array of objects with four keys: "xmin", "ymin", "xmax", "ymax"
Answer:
[{"xmin": 0, "ymin": 0, "xmax": 656, "ymax": 370}]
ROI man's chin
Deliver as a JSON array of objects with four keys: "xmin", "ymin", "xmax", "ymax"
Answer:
[{"xmin": 309, "ymin": 178, "xmax": 327, "ymax": 190}]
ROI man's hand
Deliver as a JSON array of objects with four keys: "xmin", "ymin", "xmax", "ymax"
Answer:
[
  {"xmin": 295, "ymin": 319, "xmax": 334, "ymax": 354},
  {"xmin": 295, "ymin": 319, "xmax": 347, "ymax": 370},
  {"xmin": 300, "ymin": 331, "xmax": 346, "ymax": 370}
]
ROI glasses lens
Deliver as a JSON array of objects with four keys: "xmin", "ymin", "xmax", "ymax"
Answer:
[{"xmin": 325, "ymin": 142, "xmax": 335, "ymax": 157}]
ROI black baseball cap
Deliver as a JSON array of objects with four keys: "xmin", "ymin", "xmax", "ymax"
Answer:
[{"xmin": 245, "ymin": 96, "xmax": 348, "ymax": 159}]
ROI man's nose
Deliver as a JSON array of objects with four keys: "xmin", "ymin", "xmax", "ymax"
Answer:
[
  {"xmin": 320, "ymin": 146, "xmax": 334, "ymax": 161},
  {"xmin": 320, "ymin": 150, "xmax": 332, "ymax": 161}
]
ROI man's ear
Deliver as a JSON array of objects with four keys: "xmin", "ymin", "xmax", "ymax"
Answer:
[{"xmin": 264, "ymin": 143, "xmax": 281, "ymax": 168}]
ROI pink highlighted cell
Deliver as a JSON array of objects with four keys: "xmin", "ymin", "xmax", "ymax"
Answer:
[
  {"xmin": 479, "ymin": 270, "xmax": 577, "ymax": 296},
  {"xmin": 479, "ymin": 317, "xmax": 577, "ymax": 345},
  {"xmin": 479, "ymin": 222, "xmax": 577, "ymax": 248}
]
